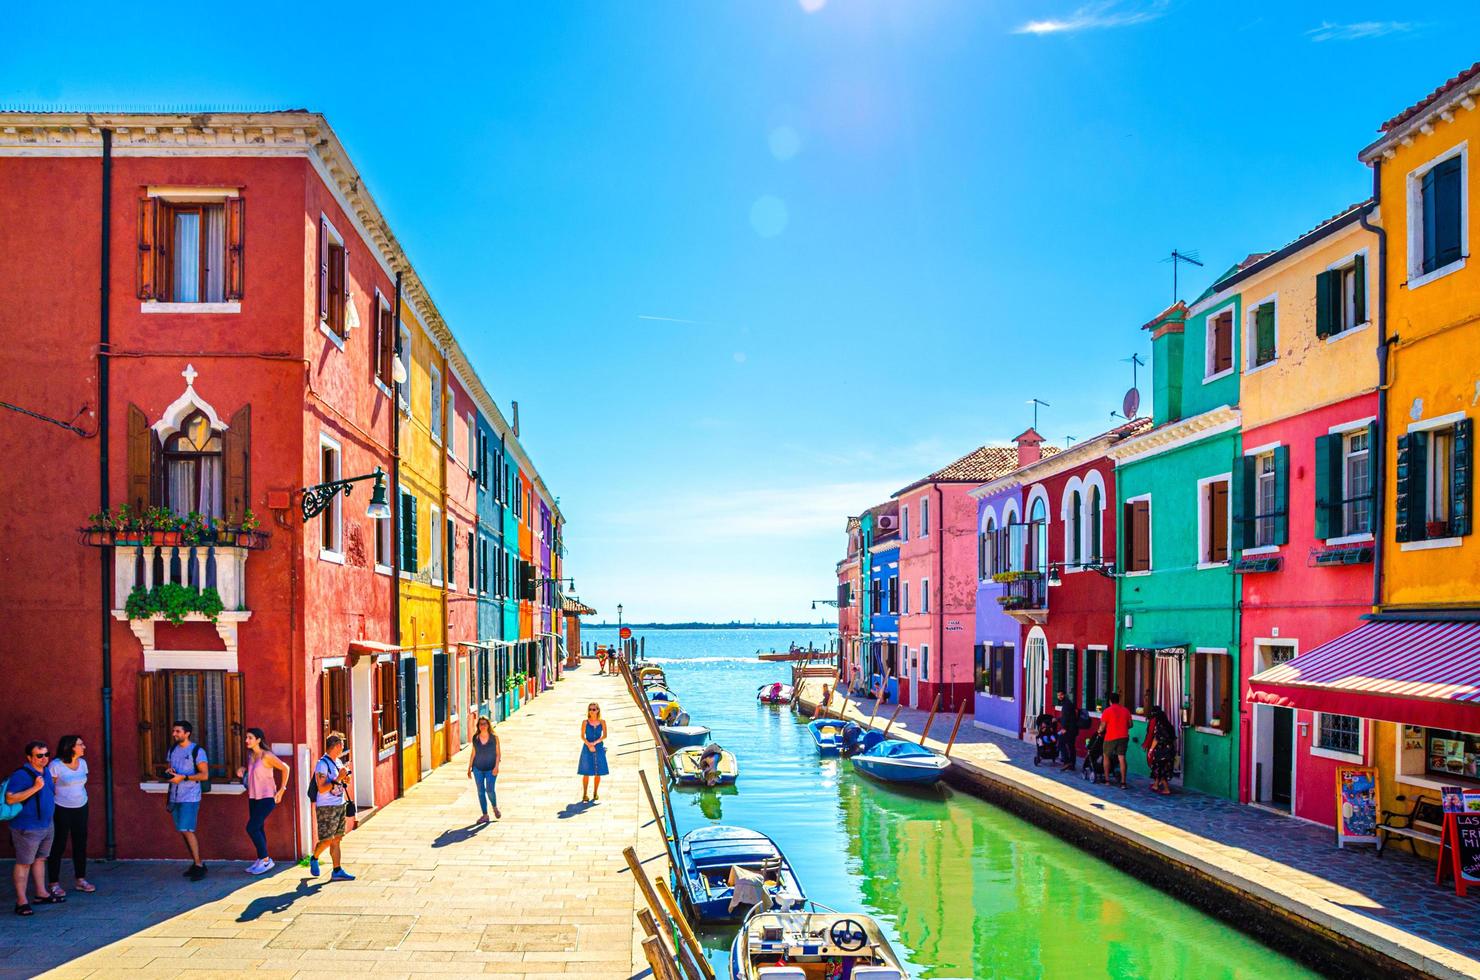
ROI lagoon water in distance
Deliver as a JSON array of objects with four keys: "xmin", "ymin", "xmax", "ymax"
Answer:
[{"xmin": 586, "ymin": 627, "xmax": 1316, "ymax": 979}]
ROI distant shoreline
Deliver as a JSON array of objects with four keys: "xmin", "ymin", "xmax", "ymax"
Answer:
[{"xmin": 585, "ymin": 622, "xmax": 834, "ymax": 631}]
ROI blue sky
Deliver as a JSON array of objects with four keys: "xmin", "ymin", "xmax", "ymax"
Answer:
[{"xmin": 4, "ymin": 3, "xmax": 1473, "ymax": 621}]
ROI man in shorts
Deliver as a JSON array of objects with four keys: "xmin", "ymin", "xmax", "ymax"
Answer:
[
  {"xmin": 7, "ymin": 741, "xmax": 59, "ymax": 915},
  {"xmin": 308, "ymin": 734, "xmax": 355, "ymax": 882},
  {"xmin": 1098, "ymin": 691, "xmax": 1132, "ymax": 789},
  {"xmin": 166, "ymin": 721, "xmax": 210, "ymax": 879}
]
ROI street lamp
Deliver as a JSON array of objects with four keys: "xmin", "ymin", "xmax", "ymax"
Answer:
[{"xmin": 300, "ymin": 467, "xmax": 391, "ymax": 522}]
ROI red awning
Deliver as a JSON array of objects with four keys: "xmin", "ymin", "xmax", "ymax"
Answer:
[
  {"xmin": 348, "ymin": 639, "xmax": 401, "ymax": 658},
  {"xmin": 1247, "ymin": 619, "xmax": 1480, "ymax": 731}
]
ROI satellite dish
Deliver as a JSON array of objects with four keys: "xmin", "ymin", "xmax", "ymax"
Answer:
[{"xmin": 1122, "ymin": 388, "xmax": 1141, "ymax": 419}]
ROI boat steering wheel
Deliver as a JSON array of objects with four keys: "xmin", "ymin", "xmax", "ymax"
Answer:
[{"xmin": 828, "ymin": 918, "xmax": 868, "ymax": 952}]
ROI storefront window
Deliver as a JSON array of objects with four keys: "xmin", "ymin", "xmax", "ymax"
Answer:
[
  {"xmin": 1427, "ymin": 729, "xmax": 1480, "ymax": 781},
  {"xmin": 1317, "ymin": 713, "xmax": 1361, "ymax": 755}
]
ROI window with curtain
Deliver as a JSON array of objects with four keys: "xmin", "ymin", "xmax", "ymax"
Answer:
[
  {"xmin": 1068, "ymin": 491, "xmax": 1082, "ymax": 566},
  {"xmin": 1027, "ymin": 497, "xmax": 1047, "ymax": 572},
  {"xmin": 163, "ymin": 410, "xmax": 224, "ymax": 518},
  {"xmin": 167, "ymin": 202, "xmax": 226, "ymax": 303},
  {"xmin": 1088, "ymin": 485, "xmax": 1103, "ymax": 564}
]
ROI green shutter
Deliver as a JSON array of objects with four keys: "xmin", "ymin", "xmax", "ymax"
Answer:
[
  {"xmin": 406, "ymin": 493, "xmax": 420, "ymax": 573},
  {"xmin": 1365, "ymin": 422, "xmax": 1378, "ymax": 535},
  {"xmin": 1272, "ymin": 445, "xmax": 1290, "ymax": 545},
  {"xmin": 1231, "ymin": 455, "xmax": 1256, "ymax": 551},
  {"xmin": 1313, "ymin": 434, "xmax": 1342, "ymax": 540},
  {"xmin": 1394, "ymin": 433, "xmax": 1427, "ymax": 542},
  {"xmin": 1352, "ymin": 255, "xmax": 1367, "ymax": 325},
  {"xmin": 1255, "ymin": 303, "xmax": 1276, "ymax": 362},
  {"xmin": 1315, "ymin": 270, "xmax": 1334, "ymax": 338},
  {"xmin": 1453, "ymin": 418, "xmax": 1473, "ymax": 537}
]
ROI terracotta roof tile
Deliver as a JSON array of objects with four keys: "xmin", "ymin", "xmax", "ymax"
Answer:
[
  {"xmin": 895, "ymin": 443, "xmax": 1061, "ymax": 496},
  {"xmin": 1380, "ymin": 61, "xmax": 1480, "ymax": 134}
]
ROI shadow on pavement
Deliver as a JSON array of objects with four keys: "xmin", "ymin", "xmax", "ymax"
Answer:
[
  {"xmin": 236, "ymin": 877, "xmax": 326, "ymax": 921},
  {"xmin": 555, "ymin": 801, "xmax": 595, "ymax": 819},
  {"xmin": 430, "ymin": 822, "xmax": 492, "ymax": 848}
]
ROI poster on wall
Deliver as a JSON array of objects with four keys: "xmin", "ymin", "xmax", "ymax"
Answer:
[{"xmin": 1334, "ymin": 765, "xmax": 1379, "ymax": 848}]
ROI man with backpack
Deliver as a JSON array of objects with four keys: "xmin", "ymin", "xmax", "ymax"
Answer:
[
  {"xmin": 307, "ymin": 734, "xmax": 355, "ymax": 882},
  {"xmin": 165, "ymin": 721, "xmax": 210, "ymax": 880},
  {"xmin": 1055, "ymin": 690, "xmax": 1082, "ymax": 772},
  {"xmin": 6, "ymin": 741, "xmax": 61, "ymax": 916}
]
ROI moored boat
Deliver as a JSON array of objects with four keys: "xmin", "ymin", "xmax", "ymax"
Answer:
[
  {"xmin": 850, "ymin": 739, "xmax": 951, "ymax": 786},
  {"xmin": 672, "ymin": 745, "xmax": 739, "ymax": 786},
  {"xmin": 660, "ymin": 723, "xmax": 712, "ymax": 750},
  {"xmin": 807, "ymin": 718, "xmax": 848, "ymax": 756},
  {"xmin": 730, "ymin": 906, "xmax": 910, "ymax": 979},
  {"xmin": 677, "ymin": 826, "xmax": 805, "ymax": 924},
  {"xmin": 756, "ymin": 682, "xmax": 795, "ymax": 704}
]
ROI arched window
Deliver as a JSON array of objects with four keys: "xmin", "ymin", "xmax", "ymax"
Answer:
[
  {"xmin": 980, "ymin": 516, "xmax": 997, "ymax": 579},
  {"xmin": 1028, "ymin": 496, "xmax": 1047, "ymax": 573},
  {"xmin": 163, "ymin": 409, "xmax": 224, "ymax": 518},
  {"xmin": 1068, "ymin": 491, "xmax": 1083, "ymax": 566},
  {"xmin": 1088, "ymin": 485, "xmax": 1103, "ymax": 564}
]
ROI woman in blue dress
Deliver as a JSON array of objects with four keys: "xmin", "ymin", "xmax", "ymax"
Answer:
[{"xmin": 578, "ymin": 702, "xmax": 609, "ymax": 803}]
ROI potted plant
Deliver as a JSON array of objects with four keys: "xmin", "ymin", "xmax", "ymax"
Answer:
[
  {"xmin": 1426, "ymin": 520, "xmax": 1450, "ymax": 539},
  {"xmin": 113, "ymin": 504, "xmax": 145, "ymax": 546},
  {"xmin": 124, "ymin": 585, "xmax": 154, "ymax": 620},
  {"xmin": 239, "ymin": 508, "xmax": 263, "ymax": 548},
  {"xmin": 179, "ymin": 511, "xmax": 206, "ymax": 546},
  {"xmin": 83, "ymin": 509, "xmax": 113, "ymax": 546}
]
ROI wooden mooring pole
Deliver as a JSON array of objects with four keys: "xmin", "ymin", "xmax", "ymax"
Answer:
[
  {"xmin": 944, "ymin": 699, "xmax": 969, "ymax": 757},
  {"xmin": 918, "ymin": 692, "xmax": 942, "ymax": 746},
  {"xmin": 657, "ymin": 877, "xmax": 716, "ymax": 980},
  {"xmin": 882, "ymin": 703, "xmax": 904, "ymax": 737}
]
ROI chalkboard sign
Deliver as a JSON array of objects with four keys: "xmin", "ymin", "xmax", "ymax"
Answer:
[
  {"xmin": 1457, "ymin": 815, "xmax": 1480, "ymax": 884},
  {"xmin": 1334, "ymin": 765, "xmax": 1379, "ymax": 848},
  {"xmin": 1437, "ymin": 790, "xmax": 1480, "ymax": 897}
]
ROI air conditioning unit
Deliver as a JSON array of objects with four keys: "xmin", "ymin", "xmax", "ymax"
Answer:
[{"xmin": 876, "ymin": 515, "xmax": 898, "ymax": 531}]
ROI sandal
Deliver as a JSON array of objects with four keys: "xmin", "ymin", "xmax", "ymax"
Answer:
[
  {"xmin": 33, "ymin": 895, "xmax": 65, "ymax": 905},
  {"xmin": 48, "ymin": 884, "xmax": 66, "ymax": 899},
  {"xmin": 14, "ymin": 904, "xmax": 32, "ymax": 916},
  {"xmin": 75, "ymin": 880, "xmax": 96, "ymax": 893}
]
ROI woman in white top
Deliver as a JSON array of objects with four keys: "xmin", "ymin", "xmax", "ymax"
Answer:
[{"xmin": 46, "ymin": 735, "xmax": 93, "ymax": 895}]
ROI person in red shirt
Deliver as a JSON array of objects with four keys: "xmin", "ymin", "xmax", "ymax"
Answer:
[{"xmin": 1097, "ymin": 691, "xmax": 1132, "ymax": 789}]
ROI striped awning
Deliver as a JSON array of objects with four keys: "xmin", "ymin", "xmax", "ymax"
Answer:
[{"xmin": 1247, "ymin": 619, "xmax": 1480, "ymax": 731}]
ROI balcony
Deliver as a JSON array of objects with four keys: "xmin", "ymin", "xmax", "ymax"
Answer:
[
  {"xmin": 993, "ymin": 570, "xmax": 1048, "ymax": 624},
  {"xmin": 110, "ymin": 543, "xmax": 254, "ymax": 654}
]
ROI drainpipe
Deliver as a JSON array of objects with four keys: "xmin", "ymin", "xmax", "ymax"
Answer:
[
  {"xmin": 936, "ymin": 485, "xmax": 948, "ymax": 712},
  {"xmin": 1358, "ymin": 174, "xmax": 1388, "ymax": 611},
  {"xmin": 98, "ymin": 129, "xmax": 117, "ymax": 860},
  {"xmin": 391, "ymin": 271, "xmax": 404, "ymax": 799}
]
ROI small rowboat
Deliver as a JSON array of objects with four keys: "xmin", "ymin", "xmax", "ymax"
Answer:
[
  {"xmin": 807, "ymin": 719, "xmax": 848, "ymax": 756},
  {"xmin": 672, "ymin": 746, "xmax": 739, "ymax": 786},
  {"xmin": 677, "ymin": 826, "xmax": 805, "ymax": 924},
  {"xmin": 652, "ymin": 700, "xmax": 685, "ymax": 724},
  {"xmin": 851, "ymin": 739, "xmax": 951, "ymax": 786},
  {"xmin": 660, "ymin": 723, "xmax": 712, "ymax": 750},
  {"xmin": 645, "ymin": 686, "xmax": 677, "ymax": 703},
  {"xmin": 756, "ymin": 683, "xmax": 794, "ymax": 704},
  {"xmin": 730, "ymin": 905, "xmax": 910, "ymax": 979},
  {"xmin": 637, "ymin": 666, "xmax": 667, "ymax": 687}
]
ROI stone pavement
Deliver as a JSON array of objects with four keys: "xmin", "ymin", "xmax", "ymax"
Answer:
[
  {"xmin": 800, "ymin": 680, "xmax": 1480, "ymax": 980},
  {"xmin": 0, "ymin": 665, "xmax": 666, "ymax": 979}
]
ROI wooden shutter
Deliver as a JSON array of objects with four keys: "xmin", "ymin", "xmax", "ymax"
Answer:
[
  {"xmin": 338, "ymin": 243, "xmax": 350, "ymax": 332},
  {"xmin": 1213, "ymin": 314, "xmax": 1232, "ymax": 373},
  {"xmin": 1272, "ymin": 445, "xmax": 1290, "ymax": 545},
  {"xmin": 126, "ymin": 404, "xmax": 155, "ymax": 514},
  {"xmin": 1209, "ymin": 480, "xmax": 1229, "ymax": 563},
  {"xmin": 1315, "ymin": 270, "xmax": 1334, "ymax": 338},
  {"xmin": 1433, "ymin": 158, "xmax": 1463, "ymax": 271},
  {"xmin": 1394, "ymin": 433, "xmax": 1426, "ymax": 542},
  {"xmin": 136, "ymin": 197, "xmax": 158, "ymax": 300},
  {"xmin": 1313, "ymin": 434, "xmax": 1342, "ymax": 540},
  {"xmin": 1453, "ymin": 418, "xmax": 1473, "ymax": 537},
  {"xmin": 1352, "ymin": 254, "xmax": 1366, "ymax": 325},
  {"xmin": 447, "ymin": 519, "xmax": 456, "ymax": 586},
  {"xmin": 225, "ymin": 197, "xmax": 245, "ymax": 300},
  {"xmin": 1131, "ymin": 500, "xmax": 1150, "ymax": 571},
  {"xmin": 222, "ymin": 405, "xmax": 250, "ymax": 523},
  {"xmin": 1231, "ymin": 455, "xmax": 1255, "ymax": 551},
  {"xmin": 136, "ymin": 671, "xmax": 168, "ymax": 781},
  {"xmin": 318, "ymin": 218, "xmax": 329, "ymax": 322},
  {"xmin": 225, "ymin": 671, "xmax": 245, "ymax": 780}
]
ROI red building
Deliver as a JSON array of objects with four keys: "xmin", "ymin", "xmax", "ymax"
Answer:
[
  {"xmin": 0, "ymin": 112, "xmax": 485, "ymax": 859},
  {"xmin": 444, "ymin": 367, "xmax": 479, "ymax": 748}
]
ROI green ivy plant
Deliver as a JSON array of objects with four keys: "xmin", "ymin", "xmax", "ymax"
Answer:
[{"xmin": 123, "ymin": 584, "xmax": 226, "ymax": 623}]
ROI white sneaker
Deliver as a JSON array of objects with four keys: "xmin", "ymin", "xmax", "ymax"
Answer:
[
  {"xmin": 260, "ymin": 857, "xmax": 275, "ymax": 873},
  {"xmin": 246, "ymin": 858, "xmax": 271, "ymax": 875}
]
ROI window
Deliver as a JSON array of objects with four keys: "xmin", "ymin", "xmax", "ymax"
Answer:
[
  {"xmin": 399, "ymin": 658, "xmax": 418, "ymax": 738},
  {"xmin": 429, "ymin": 365, "xmax": 443, "ymax": 444},
  {"xmin": 396, "ymin": 325, "xmax": 411, "ymax": 409},
  {"xmin": 1067, "ymin": 490, "xmax": 1082, "ymax": 566},
  {"xmin": 870, "ymin": 578, "xmax": 882, "ymax": 616},
  {"xmin": 976, "ymin": 644, "xmax": 1013, "ymax": 698},
  {"xmin": 375, "ymin": 506, "xmax": 393, "ymax": 571},
  {"xmin": 399, "ymin": 490, "xmax": 419, "ymax": 573},
  {"xmin": 466, "ymin": 412, "xmax": 476, "ymax": 472},
  {"xmin": 921, "ymin": 644, "xmax": 929, "ymax": 681},
  {"xmin": 429, "ymin": 504, "xmax": 444, "ymax": 584},
  {"xmin": 1424, "ymin": 728, "xmax": 1480, "ymax": 779},
  {"xmin": 137, "ymin": 195, "xmax": 243, "ymax": 304},
  {"xmin": 374, "ymin": 661, "xmax": 398, "ymax": 752},
  {"xmin": 921, "ymin": 578, "xmax": 930, "ymax": 614},
  {"xmin": 319, "ymin": 217, "xmax": 348, "ymax": 339},
  {"xmin": 433, "ymin": 651, "xmax": 449, "ymax": 727},
  {"xmin": 1082, "ymin": 648, "xmax": 1112, "ymax": 711},
  {"xmin": 446, "ymin": 517, "xmax": 456, "ymax": 589},
  {"xmin": 1397, "ymin": 419, "xmax": 1473, "ymax": 541},
  {"xmin": 1206, "ymin": 309, "xmax": 1233, "ymax": 377},
  {"xmin": 979, "ymin": 516, "xmax": 996, "ymax": 580},
  {"xmin": 1192, "ymin": 652, "xmax": 1231, "ymax": 732},
  {"xmin": 1235, "ymin": 449, "xmax": 1289, "ymax": 550},
  {"xmin": 1122, "ymin": 498, "xmax": 1150, "ymax": 572},
  {"xmin": 1052, "ymin": 646, "xmax": 1077, "ymax": 702},
  {"xmin": 901, "ymin": 581, "xmax": 910, "ymax": 615},
  {"xmin": 1247, "ymin": 300, "xmax": 1276, "ymax": 369},
  {"xmin": 1088, "ymin": 485, "xmax": 1104, "ymax": 565},
  {"xmin": 467, "ymin": 530, "xmax": 476, "ymax": 594},
  {"xmin": 372, "ymin": 291, "xmax": 395, "ymax": 386},
  {"xmin": 1254, "ymin": 455, "xmax": 1277, "ymax": 548},
  {"xmin": 1344, "ymin": 430, "xmax": 1372, "ymax": 535},
  {"xmin": 319, "ymin": 666, "xmax": 349, "ymax": 742},
  {"xmin": 319, "ymin": 436, "xmax": 342, "ymax": 556},
  {"xmin": 1026, "ymin": 496, "xmax": 1048, "ymax": 573},
  {"xmin": 920, "ymin": 497, "xmax": 930, "ymax": 537},
  {"xmin": 1316, "ymin": 256, "xmax": 1367, "ymax": 339},
  {"xmin": 1317, "ymin": 714, "xmax": 1362, "ymax": 755},
  {"xmin": 888, "ymin": 575, "xmax": 898, "ymax": 614},
  {"xmin": 163, "ymin": 410, "xmax": 224, "ymax": 518},
  {"xmin": 136, "ymin": 669, "xmax": 243, "ymax": 783},
  {"xmin": 901, "ymin": 505, "xmax": 909, "ymax": 542},
  {"xmin": 477, "ymin": 537, "xmax": 489, "ymax": 595},
  {"xmin": 1122, "ymin": 650, "xmax": 1154, "ymax": 714},
  {"xmin": 1414, "ymin": 152, "xmax": 1464, "ymax": 278}
]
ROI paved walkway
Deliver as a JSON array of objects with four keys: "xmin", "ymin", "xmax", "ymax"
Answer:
[
  {"xmin": 801, "ymin": 680, "xmax": 1480, "ymax": 980},
  {"xmin": 1, "ymin": 666, "xmax": 665, "ymax": 979}
]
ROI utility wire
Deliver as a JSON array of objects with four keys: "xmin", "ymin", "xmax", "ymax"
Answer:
[{"xmin": 0, "ymin": 399, "xmax": 91, "ymax": 436}]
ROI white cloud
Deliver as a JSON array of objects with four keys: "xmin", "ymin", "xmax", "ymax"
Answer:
[
  {"xmin": 1305, "ymin": 20, "xmax": 1416, "ymax": 42},
  {"xmin": 1014, "ymin": 0, "xmax": 1168, "ymax": 35}
]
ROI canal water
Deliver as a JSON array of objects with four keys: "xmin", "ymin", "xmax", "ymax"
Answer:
[{"xmin": 586, "ymin": 627, "xmax": 1316, "ymax": 979}]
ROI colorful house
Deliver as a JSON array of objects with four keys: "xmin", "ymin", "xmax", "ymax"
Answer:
[
  {"xmin": 1107, "ymin": 292, "xmax": 1245, "ymax": 801},
  {"xmin": 1209, "ymin": 204, "xmax": 1380, "ymax": 827},
  {"xmin": 444, "ymin": 368, "xmax": 479, "ymax": 746},
  {"xmin": 867, "ymin": 503, "xmax": 901, "ymax": 702},
  {"xmin": 970, "ymin": 469, "xmax": 1027, "ymax": 736},
  {"xmin": 836, "ymin": 516, "xmax": 862, "ymax": 689},
  {"xmin": 473, "ymin": 408, "xmax": 504, "ymax": 720},
  {"xmin": 1251, "ymin": 63, "xmax": 1480, "ymax": 833}
]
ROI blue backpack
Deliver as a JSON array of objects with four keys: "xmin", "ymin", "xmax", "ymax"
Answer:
[{"xmin": 1, "ymin": 768, "xmax": 42, "ymax": 823}]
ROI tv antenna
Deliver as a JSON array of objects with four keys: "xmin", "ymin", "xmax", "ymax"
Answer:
[
  {"xmin": 1160, "ymin": 249, "xmax": 1204, "ymax": 302},
  {"xmin": 1026, "ymin": 398, "xmax": 1050, "ymax": 430}
]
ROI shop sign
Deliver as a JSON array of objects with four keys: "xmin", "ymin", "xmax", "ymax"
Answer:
[
  {"xmin": 1334, "ymin": 765, "xmax": 1379, "ymax": 848},
  {"xmin": 1438, "ymin": 787, "xmax": 1480, "ymax": 896}
]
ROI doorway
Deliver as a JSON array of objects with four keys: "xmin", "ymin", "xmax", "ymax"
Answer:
[
  {"xmin": 350, "ymin": 659, "xmax": 376, "ymax": 810},
  {"xmin": 418, "ymin": 665, "xmax": 432, "ymax": 776},
  {"xmin": 1023, "ymin": 627, "xmax": 1047, "ymax": 737},
  {"xmin": 1251, "ymin": 642, "xmax": 1297, "ymax": 813},
  {"xmin": 908, "ymin": 647, "xmax": 920, "ymax": 709}
]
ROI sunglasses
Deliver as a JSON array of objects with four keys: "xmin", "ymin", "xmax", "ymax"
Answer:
[{"xmin": 31, "ymin": 751, "xmax": 49, "ymax": 758}]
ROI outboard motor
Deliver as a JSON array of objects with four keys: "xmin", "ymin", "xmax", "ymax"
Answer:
[{"xmin": 840, "ymin": 722, "xmax": 864, "ymax": 756}]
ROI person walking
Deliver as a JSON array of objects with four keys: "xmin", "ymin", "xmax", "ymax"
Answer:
[
  {"xmin": 6, "ymin": 741, "xmax": 61, "ymax": 916},
  {"xmin": 236, "ymin": 728, "xmax": 288, "ymax": 875},
  {"xmin": 1055, "ymin": 690, "xmax": 1081, "ymax": 772},
  {"xmin": 578, "ymin": 703, "xmax": 608, "ymax": 803},
  {"xmin": 45, "ymin": 735, "xmax": 93, "ymax": 897},
  {"xmin": 307, "ymin": 734, "xmax": 355, "ymax": 882},
  {"xmin": 466, "ymin": 716, "xmax": 501, "ymax": 823},
  {"xmin": 165, "ymin": 721, "xmax": 209, "ymax": 880},
  {"xmin": 1096, "ymin": 691, "xmax": 1132, "ymax": 789},
  {"xmin": 1146, "ymin": 707, "xmax": 1178, "ymax": 795}
]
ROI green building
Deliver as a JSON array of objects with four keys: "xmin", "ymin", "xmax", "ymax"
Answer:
[{"xmin": 1106, "ymin": 287, "xmax": 1244, "ymax": 800}]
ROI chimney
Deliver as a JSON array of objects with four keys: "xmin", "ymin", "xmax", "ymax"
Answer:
[
  {"xmin": 1142, "ymin": 302, "xmax": 1188, "ymax": 425},
  {"xmin": 1013, "ymin": 428, "xmax": 1045, "ymax": 467},
  {"xmin": 511, "ymin": 400, "xmax": 520, "ymax": 438}
]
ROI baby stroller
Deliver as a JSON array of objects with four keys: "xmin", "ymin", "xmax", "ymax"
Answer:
[
  {"xmin": 1081, "ymin": 728, "xmax": 1122, "ymax": 784},
  {"xmin": 1031, "ymin": 713, "xmax": 1059, "ymax": 767}
]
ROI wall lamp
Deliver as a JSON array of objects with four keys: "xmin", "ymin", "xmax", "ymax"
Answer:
[{"xmin": 300, "ymin": 467, "xmax": 391, "ymax": 522}]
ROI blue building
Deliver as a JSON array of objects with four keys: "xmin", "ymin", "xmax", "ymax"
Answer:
[
  {"xmin": 473, "ymin": 410, "xmax": 503, "ymax": 719},
  {"xmin": 865, "ymin": 502, "xmax": 900, "ymax": 703}
]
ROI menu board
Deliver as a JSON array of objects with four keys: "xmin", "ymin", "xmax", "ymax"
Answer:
[
  {"xmin": 1334, "ymin": 766, "xmax": 1379, "ymax": 848},
  {"xmin": 1438, "ymin": 787, "xmax": 1480, "ymax": 894}
]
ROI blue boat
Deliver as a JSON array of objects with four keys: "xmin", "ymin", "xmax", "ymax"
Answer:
[
  {"xmin": 851, "ymin": 739, "xmax": 951, "ymax": 786},
  {"xmin": 807, "ymin": 719, "xmax": 849, "ymax": 755},
  {"xmin": 676, "ymin": 826, "xmax": 806, "ymax": 923},
  {"xmin": 659, "ymin": 723, "xmax": 711, "ymax": 750}
]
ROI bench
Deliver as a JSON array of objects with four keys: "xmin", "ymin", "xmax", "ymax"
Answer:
[{"xmin": 1376, "ymin": 796, "xmax": 1444, "ymax": 857}]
